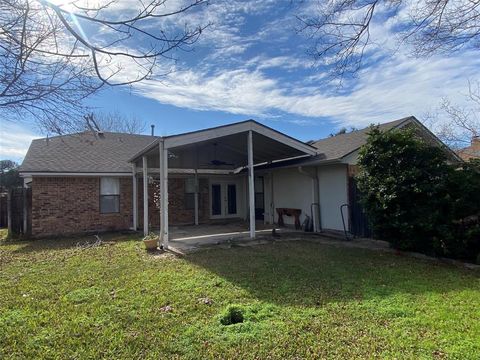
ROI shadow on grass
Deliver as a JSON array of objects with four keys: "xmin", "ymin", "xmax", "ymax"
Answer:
[
  {"xmin": 4, "ymin": 231, "xmax": 142, "ymax": 254},
  {"xmin": 185, "ymin": 241, "xmax": 480, "ymax": 306}
]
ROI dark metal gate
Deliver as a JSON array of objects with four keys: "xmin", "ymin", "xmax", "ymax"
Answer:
[{"xmin": 348, "ymin": 177, "xmax": 372, "ymax": 238}]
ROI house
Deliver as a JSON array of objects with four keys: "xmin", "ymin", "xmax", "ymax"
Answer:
[
  {"xmin": 457, "ymin": 136, "xmax": 480, "ymax": 161},
  {"xmin": 19, "ymin": 116, "xmax": 460, "ymax": 246}
]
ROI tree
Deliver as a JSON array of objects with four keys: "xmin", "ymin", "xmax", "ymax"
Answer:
[
  {"xmin": 83, "ymin": 111, "xmax": 146, "ymax": 134},
  {"xmin": 357, "ymin": 126, "xmax": 480, "ymax": 262},
  {"xmin": 0, "ymin": 0, "xmax": 207, "ymax": 134},
  {"xmin": 434, "ymin": 81, "xmax": 480, "ymax": 152},
  {"xmin": 357, "ymin": 126, "xmax": 451, "ymax": 252},
  {"xmin": 297, "ymin": 1, "xmax": 480, "ymax": 78},
  {"xmin": 0, "ymin": 160, "xmax": 22, "ymax": 192}
]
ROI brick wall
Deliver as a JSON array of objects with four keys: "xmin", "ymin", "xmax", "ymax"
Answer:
[
  {"xmin": 31, "ymin": 176, "xmax": 212, "ymax": 237},
  {"xmin": 32, "ymin": 177, "xmax": 133, "ymax": 237},
  {"xmin": 137, "ymin": 177, "xmax": 210, "ymax": 227}
]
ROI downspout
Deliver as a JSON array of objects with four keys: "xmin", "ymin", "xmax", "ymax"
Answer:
[{"xmin": 297, "ymin": 166, "xmax": 322, "ymax": 232}]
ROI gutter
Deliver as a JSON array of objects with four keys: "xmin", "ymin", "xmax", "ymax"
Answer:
[{"xmin": 19, "ymin": 172, "xmax": 132, "ymax": 177}]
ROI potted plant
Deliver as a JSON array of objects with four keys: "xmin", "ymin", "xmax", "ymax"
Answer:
[{"xmin": 143, "ymin": 232, "xmax": 159, "ymax": 251}]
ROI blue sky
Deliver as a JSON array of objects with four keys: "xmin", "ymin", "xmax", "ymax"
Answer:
[{"xmin": 1, "ymin": 0, "xmax": 480, "ymax": 162}]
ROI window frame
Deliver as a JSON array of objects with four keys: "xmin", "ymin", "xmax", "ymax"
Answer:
[
  {"xmin": 184, "ymin": 178, "xmax": 196, "ymax": 211},
  {"xmin": 99, "ymin": 177, "xmax": 120, "ymax": 214}
]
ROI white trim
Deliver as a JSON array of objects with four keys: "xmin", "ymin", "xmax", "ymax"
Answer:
[
  {"xmin": 251, "ymin": 122, "xmax": 317, "ymax": 156},
  {"xmin": 248, "ymin": 130, "xmax": 255, "ymax": 239},
  {"xmin": 160, "ymin": 141, "xmax": 169, "ymax": 249},
  {"xmin": 160, "ymin": 120, "xmax": 317, "ymax": 155},
  {"xmin": 136, "ymin": 168, "xmax": 234, "ymax": 175},
  {"xmin": 164, "ymin": 122, "xmax": 251, "ymax": 149},
  {"xmin": 19, "ymin": 172, "xmax": 131, "ymax": 177},
  {"xmin": 159, "ymin": 142, "xmax": 164, "ymax": 246},
  {"xmin": 208, "ymin": 179, "xmax": 242, "ymax": 219},
  {"xmin": 142, "ymin": 156, "xmax": 148, "ymax": 236}
]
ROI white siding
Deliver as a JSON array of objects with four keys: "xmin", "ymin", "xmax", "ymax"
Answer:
[
  {"xmin": 271, "ymin": 168, "xmax": 314, "ymax": 226},
  {"xmin": 317, "ymin": 164, "xmax": 349, "ymax": 231}
]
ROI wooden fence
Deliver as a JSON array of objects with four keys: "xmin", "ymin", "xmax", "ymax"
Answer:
[
  {"xmin": 0, "ymin": 193, "xmax": 7, "ymax": 228},
  {"xmin": 1, "ymin": 188, "xmax": 32, "ymax": 236}
]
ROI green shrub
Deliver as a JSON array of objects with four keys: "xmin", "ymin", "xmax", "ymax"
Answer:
[{"xmin": 357, "ymin": 127, "xmax": 480, "ymax": 262}]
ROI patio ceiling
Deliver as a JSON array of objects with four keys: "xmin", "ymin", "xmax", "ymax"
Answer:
[{"xmin": 131, "ymin": 120, "xmax": 318, "ymax": 170}]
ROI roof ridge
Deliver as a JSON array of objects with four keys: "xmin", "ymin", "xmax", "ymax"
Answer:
[
  {"xmin": 312, "ymin": 116, "xmax": 415, "ymax": 144},
  {"xmin": 33, "ymin": 131, "xmax": 158, "ymax": 141}
]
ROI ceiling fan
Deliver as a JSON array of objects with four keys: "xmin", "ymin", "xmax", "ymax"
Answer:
[{"xmin": 201, "ymin": 143, "xmax": 234, "ymax": 167}]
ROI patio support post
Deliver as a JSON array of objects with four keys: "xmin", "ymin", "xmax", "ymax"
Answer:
[
  {"xmin": 159, "ymin": 143, "xmax": 164, "ymax": 244},
  {"xmin": 159, "ymin": 140, "xmax": 169, "ymax": 249},
  {"xmin": 194, "ymin": 169, "xmax": 199, "ymax": 226},
  {"xmin": 132, "ymin": 163, "xmax": 138, "ymax": 231},
  {"xmin": 142, "ymin": 156, "xmax": 148, "ymax": 236},
  {"xmin": 247, "ymin": 130, "xmax": 255, "ymax": 238}
]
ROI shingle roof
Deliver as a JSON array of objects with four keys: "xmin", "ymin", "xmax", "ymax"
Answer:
[
  {"xmin": 20, "ymin": 116, "xmax": 445, "ymax": 174},
  {"xmin": 20, "ymin": 131, "xmax": 157, "ymax": 173},
  {"xmin": 310, "ymin": 116, "xmax": 414, "ymax": 160}
]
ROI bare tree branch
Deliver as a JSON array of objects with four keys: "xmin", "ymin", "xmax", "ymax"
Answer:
[
  {"xmin": 298, "ymin": 0, "xmax": 480, "ymax": 79},
  {"xmin": 425, "ymin": 80, "xmax": 480, "ymax": 152},
  {"xmin": 85, "ymin": 111, "xmax": 147, "ymax": 134},
  {"xmin": 0, "ymin": 0, "xmax": 208, "ymax": 134}
]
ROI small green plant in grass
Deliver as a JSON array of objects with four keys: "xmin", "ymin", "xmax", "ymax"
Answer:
[{"xmin": 63, "ymin": 287, "xmax": 102, "ymax": 304}]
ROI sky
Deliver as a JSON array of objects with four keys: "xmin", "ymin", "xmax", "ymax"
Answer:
[{"xmin": 1, "ymin": 0, "xmax": 479, "ymax": 163}]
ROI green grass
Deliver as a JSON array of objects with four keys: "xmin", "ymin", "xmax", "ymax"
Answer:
[{"xmin": 1, "ymin": 233, "xmax": 479, "ymax": 359}]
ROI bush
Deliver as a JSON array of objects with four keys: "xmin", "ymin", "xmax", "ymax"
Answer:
[{"xmin": 357, "ymin": 127, "xmax": 480, "ymax": 262}]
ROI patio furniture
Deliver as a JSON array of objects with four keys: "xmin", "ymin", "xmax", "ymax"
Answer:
[{"xmin": 276, "ymin": 208, "xmax": 302, "ymax": 229}]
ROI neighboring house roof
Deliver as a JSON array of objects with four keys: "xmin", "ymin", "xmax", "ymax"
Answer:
[
  {"xmin": 457, "ymin": 137, "xmax": 480, "ymax": 161},
  {"xmin": 19, "ymin": 132, "xmax": 157, "ymax": 174}
]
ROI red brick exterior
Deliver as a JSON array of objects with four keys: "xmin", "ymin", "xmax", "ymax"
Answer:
[
  {"xmin": 31, "ymin": 176, "xmax": 212, "ymax": 237},
  {"xmin": 32, "ymin": 177, "xmax": 133, "ymax": 237}
]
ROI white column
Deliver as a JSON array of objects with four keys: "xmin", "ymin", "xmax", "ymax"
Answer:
[
  {"xmin": 142, "ymin": 156, "xmax": 148, "ymax": 236},
  {"xmin": 159, "ymin": 143, "xmax": 164, "ymax": 243},
  {"xmin": 161, "ymin": 141, "xmax": 169, "ymax": 249},
  {"xmin": 194, "ymin": 169, "xmax": 199, "ymax": 226},
  {"xmin": 247, "ymin": 130, "xmax": 255, "ymax": 238},
  {"xmin": 132, "ymin": 163, "xmax": 138, "ymax": 230}
]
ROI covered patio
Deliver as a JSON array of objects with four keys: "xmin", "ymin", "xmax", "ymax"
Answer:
[{"xmin": 129, "ymin": 120, "xmax": 317, "ymax": 249}]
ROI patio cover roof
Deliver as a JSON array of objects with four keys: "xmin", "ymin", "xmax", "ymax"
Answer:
[{"xmin": 130, "ymin": 120, "xmax": 318, "ymax": 170}]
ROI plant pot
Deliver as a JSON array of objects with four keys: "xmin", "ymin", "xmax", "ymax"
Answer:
[{"xmin": 143, "ymin": 238, "xmax": 158, "ymax": 251}]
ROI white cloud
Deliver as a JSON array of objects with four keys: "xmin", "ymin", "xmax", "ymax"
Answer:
[
  {"xmin": 127, "ymin": 48, "xmax": 480, "ymax": 129},
  {"xmin": 37, "ymin": 0, "xmax": 480, "ymax": 133},
  {"xmin": 0, "ymin": 122, "xmax": 39, "ymax": 162}
]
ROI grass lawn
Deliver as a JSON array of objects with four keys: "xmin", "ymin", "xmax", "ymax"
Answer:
[{"xmin": 1, "ymin": 232, "xmax": 479, "ymax": 359}]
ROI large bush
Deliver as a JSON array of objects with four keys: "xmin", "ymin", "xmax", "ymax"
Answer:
[{"xmin": 357, "ymin": 127, "xmax": 480, "ymax": 262}]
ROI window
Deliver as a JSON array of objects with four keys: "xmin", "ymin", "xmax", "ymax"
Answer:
[
  {"xmin": 100, "ymin": 177, "xmax": 120, "ymax": 213},
  {"xmin": 184, "ymin": 178, "xmax": 196, "ymax": 210}
]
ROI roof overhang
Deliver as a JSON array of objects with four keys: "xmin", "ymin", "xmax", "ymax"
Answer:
[
  {"xmin": 19, "ymin": 172, "xmax": 132, "ymax": 177},
  {"xmin": 129, "ymin": 120, "xmax": 318, "ymax": 170}
]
